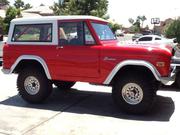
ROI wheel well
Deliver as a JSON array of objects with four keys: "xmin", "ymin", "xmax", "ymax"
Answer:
[
  {"xmin": 110, "ymin": 65, "xmax": 157, "ymax": 85},
  {"xmin": 13, "ymin": 60, "xmax": 46, "ymax": 74}
]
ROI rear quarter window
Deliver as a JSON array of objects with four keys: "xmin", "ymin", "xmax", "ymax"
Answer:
[{"xmin": 11, "ymin": 23, "xmax": 52, "ymax": 42}]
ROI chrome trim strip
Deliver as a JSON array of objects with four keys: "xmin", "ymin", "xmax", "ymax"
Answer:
[
  {"xmin": 171, "ymin": 63, "xmax": 180, "ymax": 67},
  {"xmin": 3, "ymin": 55, "xmax": 51, "ymax": 79},
  {"xmin": 103, "ymin": 60, "xmax": 161, "ymax": 85}
]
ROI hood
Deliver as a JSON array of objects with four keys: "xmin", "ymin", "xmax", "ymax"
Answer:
[{"xmin": 101, "ymin": 40, "xmax": 172, "ymax": 57}]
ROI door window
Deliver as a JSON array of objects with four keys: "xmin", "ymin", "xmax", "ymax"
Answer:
[
  {"xmin": 155, "ymin": 38, "xmax": 161, "ymax": 40},
  {"xmin": 138, "ymin": 37, "xmax": 152, "ymax": 41},
  {"xmin": 84, "ymin": 24, "xmax": 95, "ymax": 45},
  {"xmin": 59, "ymin": 22, "xmax": 84, "ymax": 45},
  {"xmin": 59, "ymin": 22, "xmax": 95, "ymax": 46},
  {"xmin": 92, "ymin": 23, "xmax": 116, "ymax": 41}
]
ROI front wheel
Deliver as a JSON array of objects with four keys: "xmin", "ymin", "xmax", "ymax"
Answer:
[
  {"xmin": 112, "ymin": 73, "xmax": 156, "ymax": 114},
  {"xmin": 17, "ymin": 68, "xmax": 52, "ymax": 103}
]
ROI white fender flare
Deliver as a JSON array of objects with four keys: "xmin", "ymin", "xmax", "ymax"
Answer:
[
  {"xmin": 4, "ymin": 55, "xmax": 51, "ymax": 79},
  {"xmin": 103, "ymin": 60, "xmax": 161, "ymax": 85}
]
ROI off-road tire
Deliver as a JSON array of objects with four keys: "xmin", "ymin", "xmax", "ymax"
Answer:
[
  {"xmin": 17, "ymin": 68, "xmax": 52, "ymax": 103},
  {"xmin": 54, "ymin": 81, "xmax": 75, "ymax": 90},
  {"xmin": 112, "ymin": 72, "xmax": 156, "ymax": 114}
]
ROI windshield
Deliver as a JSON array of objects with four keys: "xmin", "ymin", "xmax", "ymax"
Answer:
[{"xmin": 92, "ymin": 23, "xmax": 116, "ymax": 41}]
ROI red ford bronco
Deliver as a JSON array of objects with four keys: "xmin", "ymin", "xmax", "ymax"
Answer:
[{"xmin": 2, "ymin": 16, "xmax": 177, "ymax": 114}]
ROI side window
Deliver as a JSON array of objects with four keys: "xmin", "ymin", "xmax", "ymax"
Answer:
[
  {"xmin": 155, "ymin": 38, "xmax": 161, "ymax": 40},
  {"xmin": 12, "ymin": 24, "xmax": 52, "ymax": 42},
  {"xmin": 59, "ymin": 22, "xmax": 84, "ymax": 45},
  {"xmin": 138, "ymin": 37, "xmax": 152, "ymax": 41},
  {"xmin": 84, "ymin": 24, "xmax": 95, "ymax": 45}
]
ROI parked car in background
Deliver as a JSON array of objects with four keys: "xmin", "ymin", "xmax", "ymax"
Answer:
[
  {"xmin": 0, "ymin": 27, "xmax": 3, "ymax": 41},
  {"xmin": 0, "ymin": 37, "xmax": 7, "ymax": 66},
  {"xmin": 0, "ymin": 27, "xmax": 4, "ymax": 66},
  {"xmin": 115, "ymin": 30, "xmax": 124, "ymax": 37},
  {"xmin": 0, "ymin": 43, "xmax": 3, "ymax": 65},
  {"xmin": 135, "ymin": 35, "xmax": 176, "ymax": 46}
]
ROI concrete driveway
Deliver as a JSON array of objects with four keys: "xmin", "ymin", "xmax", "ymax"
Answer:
[{"xmin": 0, "ymin": 67, "xmax": 180, "ymax": 135}]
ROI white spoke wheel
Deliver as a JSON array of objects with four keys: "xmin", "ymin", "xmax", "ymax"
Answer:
[
  {"xmin": 17, "ymin": 68, "xmax": 52, "ymax": 103},
  {"xmin": 112, "ymin": 72, "xmax": 156, "ymax": 114},
  {"xmin": 122, "ymin": 83, "xmax": 143, "ymax": 105},
  {"xmin": 24, "ymin": 76, "xmax": 40, "ymax": 95}
]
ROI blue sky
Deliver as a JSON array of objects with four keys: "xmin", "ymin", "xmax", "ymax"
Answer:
[{"xmin": 9, "ymin": 0, "xmax": 180, "ymax": 27}]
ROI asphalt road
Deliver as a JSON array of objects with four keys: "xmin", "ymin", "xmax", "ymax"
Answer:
[{"xmin": 0, "ymin": 67, "xmax": 180, "ymax": 135}]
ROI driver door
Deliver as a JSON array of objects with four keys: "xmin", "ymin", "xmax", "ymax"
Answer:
[{"xmin": 56, "ymin": 20, "xmax": 100, "ymax": 79}]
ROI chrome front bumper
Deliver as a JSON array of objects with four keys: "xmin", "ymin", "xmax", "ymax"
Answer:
[
  {"xmin": 1, "ymin": 68, "xmax": 11, "ymax": 74},
  {"xmin": 160, "ymin": 69, "xmax": 176, "ymax": 85},
  {"xmin": 162, "ymin": 56, "xmax": 180, "ymax": 86}
]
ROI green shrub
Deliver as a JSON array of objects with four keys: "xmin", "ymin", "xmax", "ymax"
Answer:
[{"xmin": 165, "ymin": 19, "xmax": 180, "ymax": 43}]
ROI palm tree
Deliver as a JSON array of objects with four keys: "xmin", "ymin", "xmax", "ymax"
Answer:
[
  {"xmin": 0, "ymin": 0, "xmax": 9, "ymax": 6},
  {"xmin": 137, "ymin": 15, "xmax": 147, "ymax": 28},
  {"xmin": 128, "ymin": 18, "xmax": 134, "ymax": 25},
  {"xmin": 141, "ymin": 15, "xmax": 147, "ymax": 28}
]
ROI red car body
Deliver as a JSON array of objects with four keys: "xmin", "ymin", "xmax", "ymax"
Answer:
[{"xmin": 2, "ymin": 16, "xmax": 173, "ymax": 85}]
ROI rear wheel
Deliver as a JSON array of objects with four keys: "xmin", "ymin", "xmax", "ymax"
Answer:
[
  {"xmin": 17, "ymin": 68, "xmax": 52, "ymax": 103},
  {"xmin": 54, "ymin": 81, "xmax": 75, "ymax": 90},
  {"xmin": 112, "ymin": 72, "xmax": 156, "ymax": 114}
]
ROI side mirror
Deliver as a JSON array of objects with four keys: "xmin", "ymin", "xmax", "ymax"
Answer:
[{"xmin": 174, "ymin": 38, "xmax": 177, "ymax": 43}]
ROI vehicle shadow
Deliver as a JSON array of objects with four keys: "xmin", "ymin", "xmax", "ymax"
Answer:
[{"xmin": 0, "ymin": 88, "xmax": 175, "ymax": 122}]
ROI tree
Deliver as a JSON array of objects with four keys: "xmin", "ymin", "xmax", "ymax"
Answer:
[
  {"xmin": 14, "ymin": 0, "xmax": 24, "ymax": 9},
  {"xmin": 141, "ymin": 15, "xmax": 147, "ymax": 28},
  {"xmin": 109, "ymin": 22, "xmax": 122, "ymax": 33},
  {"xmin": 137, "ymin": 15, "xmax": 147, "ymax": 28},
  {"xmin": 165, "ymin": 19, "xmax": 180, "ymax": 43},
  {"xmin": 0, "ymin": 17, "xmax": 6, "ymax": 34},
  {"xmin": 128, "ymin": 17, "xmax": 140, "ymax": 33},
  {"xmin": 3, "ymin": 6, "xmax": 18, "ymax": 33},
  {"xmin": 0, "ymin": 0, "xmax": 9, "ymax": 6},
  {"xmin": 50, "ymin": 0, "xmax": 109, "ymax": 18},
  {"xmin": 128, "ymin": 18, "xmax": 134, "ymax": 25},
  {"xmin": 23, "ymin": 3, "xmax": 32, "ymax": 10},
  {"xmin": 128, "ymin": 15, "xmax": 147, "ymax": 33},
  {"xmin": 50, "ymin": 1, "xmax": 70, "ymax": 15}
]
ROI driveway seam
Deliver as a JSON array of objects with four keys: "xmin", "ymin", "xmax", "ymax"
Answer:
[{"xmin": 22, "ymin": 94, "xmax": 92, "ymax": 135}]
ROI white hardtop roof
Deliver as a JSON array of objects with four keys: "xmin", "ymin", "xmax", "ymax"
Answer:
[{"xmin": 11, "ymin": 15, "xmax": 108, "ymax": 23}]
